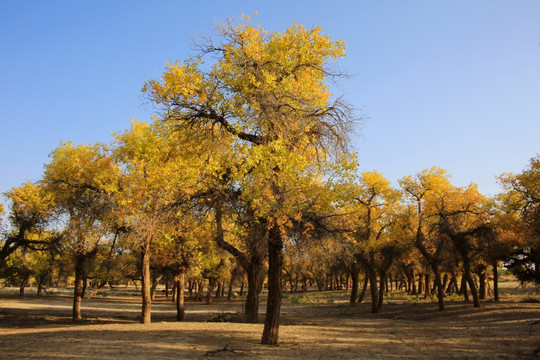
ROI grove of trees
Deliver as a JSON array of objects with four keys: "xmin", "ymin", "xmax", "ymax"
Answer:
[{"xmin": 1, "ymin": 17, "xmax": 539, "ymax": 346}]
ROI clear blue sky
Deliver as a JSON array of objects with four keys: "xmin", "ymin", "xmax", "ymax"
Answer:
[{"xmin": 1, "ymin": 1, "xmax": 539, "ymax": 201}]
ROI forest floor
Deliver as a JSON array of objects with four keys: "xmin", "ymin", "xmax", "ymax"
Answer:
[{"xmin": 1, "ymin": 279, "xmax": 539, "ymax": 359}]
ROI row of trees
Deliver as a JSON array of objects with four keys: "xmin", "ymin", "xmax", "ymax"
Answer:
[{"xmin": 1, "ymin": 17, "xmax": 539, "ymax": 345}]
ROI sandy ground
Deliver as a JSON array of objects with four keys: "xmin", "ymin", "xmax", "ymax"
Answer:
[{"xmin": 1, "ymin": 287, "xmax": 539, "ymax": 359}]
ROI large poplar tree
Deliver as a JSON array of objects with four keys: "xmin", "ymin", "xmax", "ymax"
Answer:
[{"xmin": 143, "ymin": 17, "xmax": 356, "ymax": 344}]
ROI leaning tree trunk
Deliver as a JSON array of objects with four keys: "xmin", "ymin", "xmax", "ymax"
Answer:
[
  {"xmin": 357, "ymin": 274, "xmax": 369, "ymax": 303},
  {"xmin": 261, "ymin": 227, "xmax": 283, "ymax": 345},
  {"xmin": 176, "ymin": 272, "xmax": 185, "ymax": 321},
  {"xmin": 72, "ymin": 254, "xmax": 85, "ymax": 321},
  {"xmin": 462, "ymin": 255, "xmax": 480, "ymax": 307},
  {"xmin": 140, "ymin": 240, "xmax": 152, "ymax": 324}
]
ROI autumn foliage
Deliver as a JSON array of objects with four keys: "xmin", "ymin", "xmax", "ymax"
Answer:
[{"xmin": 0, "ymin": 16, "xmax": 538, "ymax": 346}]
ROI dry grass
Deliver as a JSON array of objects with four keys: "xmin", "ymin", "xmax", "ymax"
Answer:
[{"xmin": 0, "ymin": 279, "xmax": 539, "ymax": 359}]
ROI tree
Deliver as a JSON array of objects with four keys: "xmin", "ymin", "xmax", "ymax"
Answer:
[
  {"xmin": 43, "ymin": 141, "xmax": 119, "ymax": 320},
  {"xmin": 434, "ymin": 184, "xmax": 490, "ymax": 308},
  {"xmin": 113, "ymin": 119, "xmax": 212, "ymax": 323},
  {"xmin": 143, "ymin": 17, "xmax": 356, "ymax": 345},
  {"xmin": 400, "ymin": 167, "xmax": 454, "ymax": 310},
  {"xmin": 344, "ymin": 171, "xmax": 402, "ymax": 313},
  {"xmin": 498, "ymin": 155, "xmax": 540, "ymax": 284},
  {"xmin": 1, "ymin": 182, "xmax": 57, "ymax": 269}
]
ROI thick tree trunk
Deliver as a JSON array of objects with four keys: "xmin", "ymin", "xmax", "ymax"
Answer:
[
  {"xmin": 492, "ymin": 259, "xmax": 499, "ymax": 302},
  {"xmin": 245, "ymin": 260, "xmax": 263, "ymax": 323},
  {"xmin": 72, "ymin": 255, "xmax": 85, "ymax": 321},
  {"xmin": 140, "ymin": 243, "xmax": 152, "ymax": 324},
  {"xmin": 176, "ymin": 273, "xmax": 185, "ymax": 321},
  {"xmin": 261, "ymin": 228, "xmax": 283, "ymax": 345}
]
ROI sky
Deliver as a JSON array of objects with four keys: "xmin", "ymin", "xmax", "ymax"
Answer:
[{"xmin": 1, "ymin": 1, "xmax": 539, "ymax": 202}]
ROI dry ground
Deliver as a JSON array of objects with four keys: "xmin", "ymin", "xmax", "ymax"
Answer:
[{"xmin": 1, "ymin": 281, "xmax": 539, "ymax": 359}]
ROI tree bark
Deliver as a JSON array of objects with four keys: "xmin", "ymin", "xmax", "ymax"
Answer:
[
  {"xmin": 72, "ymin": 254, "xmax": 85, "ymax": 321},
  {"xmin": 245, "ymin": 260, "xmax": 263, "ymax": 323},
  {"xmin": 368, "ymin": 267, "xmax": 380, "ymax": 314},
  {"xmin": 140, "ymin": 241, "xmax": 152, "ymax": 324},
  {"xmin": 176, "ymin": 273, "xmax": 185, "ymax": 321},
  {"xmin": 261, "ymin": 227, "xmax": 283, "ymax": 345}
]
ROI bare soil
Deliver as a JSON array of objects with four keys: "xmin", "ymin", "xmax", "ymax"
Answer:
[{"xmin": 1, "ymin": 282, "xmax": 539, "ymax": 359}]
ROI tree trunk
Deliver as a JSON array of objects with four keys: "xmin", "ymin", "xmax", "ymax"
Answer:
[
  {"xmin": 72, "ymin": 255, "xmax": 85, "ymax": 321},
  {"xmin": 411, "ymin": 269, "xmax": 417, "ymax": 295},
  {"xmin": 19, "ymin": 277, "xmax": 28, "ymax": 298},
  {"xmin": 261, "ymin": 227, "xmax": 283, "ymax": 345},
  {"xmin": 463, "ymin": 257, "xmax": 480, "ymax": 307},
  {"xmin": 492, "ymin": 259, "xmax": 499, "ymax": 302},
  {"xmin": 176, "ymin": 273, "xmax": 185, "ymax": 321},
  {"xmin": 478, "ymin": 271, "xmax": 486, "ymax": 300},
  {"xmin": 377, "ymin": 276, "xmax": 385, "ymax": 310},
  {"xmin": 140, "ymin": 243, "xmax": 152, "ymax": 324},
  {"xmin": 349, "ymin": 264, "xmax": 359, "ymax": 305},
  {"xmin": 245, "ymin": 260, "xmax": 263, "ymax": 323},
  {"xmin": 206, "ymin": 278, "xmax": 216, "ymax": 304},
  {"xmin": 368, "ymin": 268, "xmax": 380, "ymax": 314},
  {"xmin": 417, "ymin": 273, "xmax": 424, "ymax": 295},
  {"xmin": 357, "ymin": 274, "xmax": 368, "ymax": 303},
  {"xmin": 433, "ymin": 267, "xmax": 444, "ymax": 310},
  {"xmin": 227, "ymin": 267, "xmax": 238, "ymax": 301},
  {"xmin": 460, "ymin": 275, "xmax": 469, "ymax": 301},
  {"xmin": 424, "ymin": 273, "xmax": 431, "ymax": 298},
  {"xmin": 441, "ymin": 273, "xmax": 449, "ymax": 293}
]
